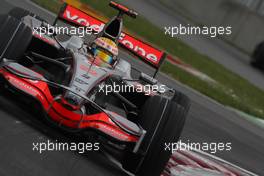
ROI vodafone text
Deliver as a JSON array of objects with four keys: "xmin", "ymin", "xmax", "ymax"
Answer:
[{"xmin": 64, "ymin": 8, "xmax": 161, "ymax": 65}]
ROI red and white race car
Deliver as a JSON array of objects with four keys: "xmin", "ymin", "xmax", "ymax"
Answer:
[{"xmin": 0, "ymin": 1, "xmax": 190, "ymax": 175}]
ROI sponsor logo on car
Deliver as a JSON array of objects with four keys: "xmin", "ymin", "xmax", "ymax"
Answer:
[
  {"xmin": 8, "ymin": 76, "xmax": 44, "ymax": 100},
  {"xmin": 61, "ymin": 5, "xmax": 164, "ymax": 67}
]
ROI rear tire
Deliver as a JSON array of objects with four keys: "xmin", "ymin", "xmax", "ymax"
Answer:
[
  {"xmin": 0, "ymin": 15, "xmax": 32, "ymax": 62},
  {"xmin": 172, "ymin": 90, "xmax": 191, "ymax": 113},
  {"xmin": 122, "ymin": 96, "xmax": 187, "ymax": 176}
]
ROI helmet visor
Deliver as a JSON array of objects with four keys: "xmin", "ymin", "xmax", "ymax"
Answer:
[{"xmin": 93, "ymin": 48, "xmax": 114, "ymax": 65}]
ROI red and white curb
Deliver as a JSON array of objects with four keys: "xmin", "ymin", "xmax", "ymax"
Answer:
[
  {"xmin": 104, "ymin": 147, "xmax": 257, "ymax": 176},
  {"xmin": 167, "ymin": 55, "xmax": 217, "ymax": 84},
  {"xmin": 163, "ymin": 149, "xmax": 258, "ymax": 176}
]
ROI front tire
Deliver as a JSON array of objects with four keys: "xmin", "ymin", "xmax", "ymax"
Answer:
[
  {"xmin": 0, "ymin": 14, "xmax": 32, "ymax": 62},
  {"xmin": 122, "ymin": 96, "xmax": 187, "ymax": 176},
  {"xmin": 9, "ymin": 7, "xmax": 46, "ymax": 22},
  {"xmin": 8, "ymin": 7, "xmax": 32, "ymax": 20}
]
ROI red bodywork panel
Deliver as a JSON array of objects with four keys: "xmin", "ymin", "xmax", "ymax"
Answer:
[{"xmin": 0, "ymin": 68, "xmax": 138, "ymax": 142}]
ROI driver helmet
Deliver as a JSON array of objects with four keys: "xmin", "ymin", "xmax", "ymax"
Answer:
[{"xmin": 92, "ymin": 37, "xmax": 118, "ymax": 66}]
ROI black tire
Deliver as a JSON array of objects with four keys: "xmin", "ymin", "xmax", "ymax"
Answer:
[
  {"xmin": 9, "ymin": 7, "xmax": 46, "ymax": 22},
  {"xmin": 8, "ymin": 7, "xmax": 31, "ymax": 20},
  {"xmin": 122, "ymin": 96, "xmax": 187, "ymax": 176},
  {"xmin": 0, "ymin": 76, "xmax": 4, "ymax": 93},
  {"xmin": 251, "ymin": 41, "xmax": 264, "ymax": 68},
  {"xmin": 0, "ymin": 15, "xmax": 32, "ymax": 62},
  {"xmin": 172, "ymin": 90, "xmax": 191, "ymax": 113}
]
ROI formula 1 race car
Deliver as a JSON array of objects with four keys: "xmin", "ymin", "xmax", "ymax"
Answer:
[{"xmin": 0, "ymin": 1, "xmax": 190, "ymax": 176}]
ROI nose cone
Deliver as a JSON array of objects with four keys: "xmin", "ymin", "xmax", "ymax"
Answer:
[{"xmin": 63, "ymin": 53, "xmax": 109, "ymax": 107}]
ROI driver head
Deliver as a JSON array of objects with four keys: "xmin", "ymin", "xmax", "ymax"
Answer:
[{"xmin": 92, "ymin": 37, "xmax": 118, "ymax": 67}]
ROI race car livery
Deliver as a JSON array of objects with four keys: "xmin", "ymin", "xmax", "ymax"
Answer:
[{"xmin": 0, "ymin": 1, "xmax": 190, "ymax": 176}]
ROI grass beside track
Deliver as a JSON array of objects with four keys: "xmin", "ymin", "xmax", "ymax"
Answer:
[{"xmin": 31, "ymin": 0, "xmax": 264, "ymax": 119}]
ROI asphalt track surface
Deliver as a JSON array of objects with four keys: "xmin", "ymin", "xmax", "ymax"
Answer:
[{"xmin": 0, "ymin": 0, "xmax": 263, "ymax": 176}]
